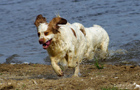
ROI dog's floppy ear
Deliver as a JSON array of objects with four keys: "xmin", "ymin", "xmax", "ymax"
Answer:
[
  {"xmin": 56, "ymin": 18, "xmax": 67, "ymax": 25},
  {"xmin": 52, "ymin": 17, "xmax": 67, "ymax": 29},
  {"xmin": 49, "ymin": 17, "xmax": 67, "ymax": 33},
  {"xmin": 34, "ymin": 14, "xmax": 47, "ymax": 27}
]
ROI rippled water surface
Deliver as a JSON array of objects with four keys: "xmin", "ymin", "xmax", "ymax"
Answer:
[{"xmin": 0, "ymin": 0, "xmax": 140, "ymax": 64}]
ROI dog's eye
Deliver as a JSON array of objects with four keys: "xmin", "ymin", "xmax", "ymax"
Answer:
[
  {"xmin": 38, "ymin": 33, "xmax": 40, "ymax": 37},
  {"xmin": 44, "ymin": 32, "xmax": 49, "ymax": 36}
]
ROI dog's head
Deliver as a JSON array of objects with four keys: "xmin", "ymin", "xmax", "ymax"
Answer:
[{"xmin": 34, "ymin": 14, "xmax": 67, "ymax": 49}]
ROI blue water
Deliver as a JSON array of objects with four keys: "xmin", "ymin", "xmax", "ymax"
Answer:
[{"xmin": 0, "ymin": 0, "xmax": 140, "ymax": 64}]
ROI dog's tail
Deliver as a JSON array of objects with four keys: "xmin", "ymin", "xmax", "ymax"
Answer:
[{"xmin": 93, "ymin": 24, "xmax": 102, "ymax": 28}]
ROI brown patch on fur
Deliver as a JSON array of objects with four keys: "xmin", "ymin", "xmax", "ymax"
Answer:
[
  {"xmin": 44, "ymin": 31, "xmax": 53, "ymax": 36},
  {"xmin": 71, "ymin": 28, "xmax": 77, "ymax": 38},
  {"xmin": 34, "ymin": 14, "xmax": 47, "ymax": 27},
  {"xmin": 47, "ymin": 17, "xmax": 67, "ymax": 34},
  {"xmin": 65, "ymin": 54, "xmax": 68, "ymax": 61},
  {"xmin": 80, "ymin": 28, "xmax": 86, "ymax": 36}
]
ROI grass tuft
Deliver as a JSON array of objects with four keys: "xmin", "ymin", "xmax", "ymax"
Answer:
[{"xmin": 94, "ymin": 57, "xmax": 104, "ymax": 69}]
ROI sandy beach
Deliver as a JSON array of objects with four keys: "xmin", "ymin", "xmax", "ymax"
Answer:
[{"xmin": 0, "ymin": 63, "xmax": 140, "ymax": 90}]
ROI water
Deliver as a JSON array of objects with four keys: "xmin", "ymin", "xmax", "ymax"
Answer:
[{"xmin": 0, "ymin": 0, "xmax": 140, "ymax": 64}]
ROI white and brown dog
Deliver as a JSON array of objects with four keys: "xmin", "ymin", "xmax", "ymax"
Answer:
[{"xmin": 34, "ymin": 15, "xmax": 87, "ymax": 77}]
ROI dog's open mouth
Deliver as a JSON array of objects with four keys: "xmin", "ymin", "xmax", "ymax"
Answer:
[{"xmin": 42, "ymin": 39, "xmax": 52, "ymax": 49}]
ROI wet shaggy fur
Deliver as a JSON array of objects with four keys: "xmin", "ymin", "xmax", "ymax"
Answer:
[{"xmin": 34, "ymin": 15, "xmax": 86, "ymax": 77}]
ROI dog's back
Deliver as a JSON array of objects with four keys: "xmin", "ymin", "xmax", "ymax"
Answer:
[{"xmin": 72, "ymin": 23, "xmax": 109, "ymax": 60}]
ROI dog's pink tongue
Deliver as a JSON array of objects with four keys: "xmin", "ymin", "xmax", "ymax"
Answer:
[{"xmin": 43, "ymin": 40, "xmax": 52, "ymax": 49}]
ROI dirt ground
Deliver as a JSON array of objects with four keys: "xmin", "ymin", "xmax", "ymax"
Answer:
[{"xmin": 0, "ymin": 63, "xmax": 140, "ymax": 90}]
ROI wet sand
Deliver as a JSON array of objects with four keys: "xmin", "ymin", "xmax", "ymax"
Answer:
[{"xmin": 0, "ymin": 63, "xmax": 140, "ymax": 90}]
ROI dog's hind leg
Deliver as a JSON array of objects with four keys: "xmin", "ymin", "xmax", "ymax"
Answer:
[
  {"xmin": 86, "ymin": 49, "xmax": 95, "ymax": 60},
  {"xmin": 100, "ymin": 41, "xmax": 109, "ymax": 59},
  {"xmin": 50, "ymin": 57, "xmax": 64, "ymax": 77}
]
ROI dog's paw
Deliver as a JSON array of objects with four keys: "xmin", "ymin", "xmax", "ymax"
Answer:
[
  {"xmin": 58, "ymin": 71, "xmax": 64, "ymax": 77},
  {"xmin": 56, "ymin": 69, "xmax": 64, "ymax": 77}
]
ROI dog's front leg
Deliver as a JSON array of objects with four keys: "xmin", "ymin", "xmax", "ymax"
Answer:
[
  {"xmin": 67, "ymin": 52, "xmax": 76, "ymax": 68},
  {"xmin": 73, "ymin": 60, "xmax": 81, "ymax": 77},
  {"xmin": 50, "ymin": 57, "xmax": 64, "ymax": 76}
]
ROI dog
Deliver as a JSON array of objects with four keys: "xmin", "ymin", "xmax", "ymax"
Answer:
[
  {"xmin": 73, "ymin": 23, "xmax": 109, "ymax": 60},
  {"xmin": 34, "ymin": 15, "xmax": 87, "ymax": 77}
]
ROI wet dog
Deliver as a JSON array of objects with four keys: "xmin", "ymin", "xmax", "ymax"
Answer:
[
  {"xmin": 34, "ymin": 15, "xmax": 86, "ymax": 77},
  {"xmin": 73, "ymin": 23, "xmax": 109, "ymax": 60}
]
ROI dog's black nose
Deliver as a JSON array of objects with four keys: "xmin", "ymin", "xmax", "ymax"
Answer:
[{"xmin": 39, "ymin": 39, "xmax": 44, "ymax": 44}]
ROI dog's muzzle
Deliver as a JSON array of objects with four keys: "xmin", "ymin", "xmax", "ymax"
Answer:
[
  {"xmin": 39, "ymin": 38, "xmax": 52, "ymax": 49},
  {"xmin": 39, "ymin": 38, "xmax": 45, "ymax": 44}
]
